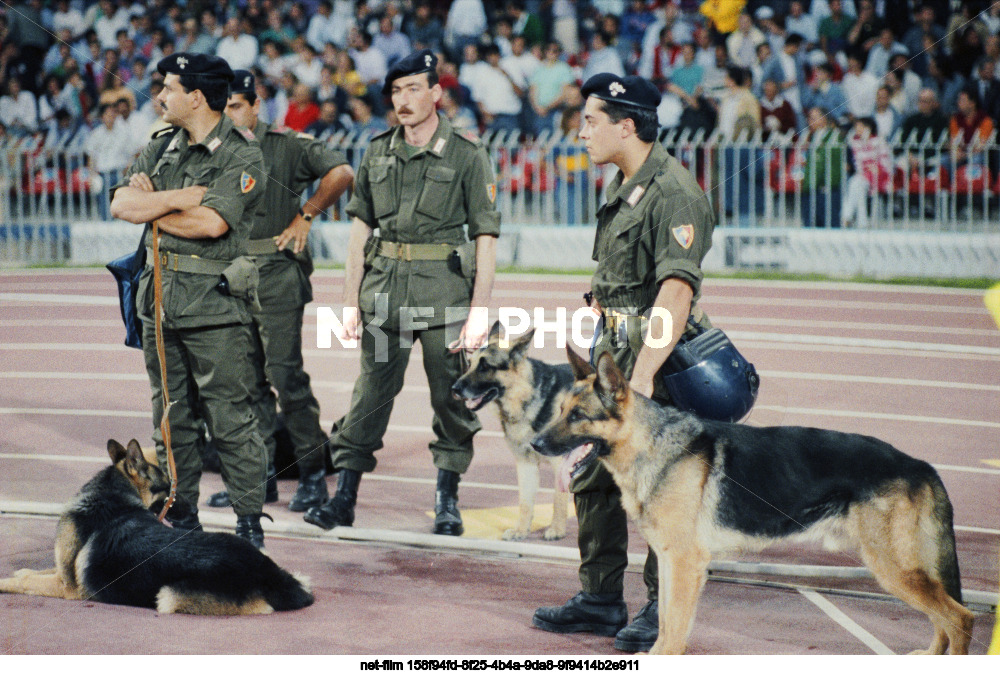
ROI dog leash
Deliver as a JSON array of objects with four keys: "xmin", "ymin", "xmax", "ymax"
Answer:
[{"xmin": 151, "ymin": 221, "xmax": 178, "ymax": 522}]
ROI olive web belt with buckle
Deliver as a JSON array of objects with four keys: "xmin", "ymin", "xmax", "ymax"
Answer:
[
  {"xmin": 377, "ymin": 241, "xmax": 454, "ymax": 261},
  {"xmin": 145, "ymin": 247, "xmax": 230, "ymax": 275},
  {"xmin": 245, "ymin": 238, "xmax": 280, "ymax": 255}
]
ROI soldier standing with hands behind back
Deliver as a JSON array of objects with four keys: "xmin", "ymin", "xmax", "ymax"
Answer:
[
  {"xmin": 109, "ymin": 53, "xmax": 272, "ymax": 549},
  {"xmin": 206, "ymin": 70, "xmax": 355, "ymax": 513},
  {"xmin": 304, "ymin": 49, "xmax": 501, "ymax": 537}
]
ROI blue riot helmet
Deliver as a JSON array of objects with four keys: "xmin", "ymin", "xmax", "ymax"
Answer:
[{"xmin": 659, "ymin": 327, "xmax": 760, "ymax": 422}]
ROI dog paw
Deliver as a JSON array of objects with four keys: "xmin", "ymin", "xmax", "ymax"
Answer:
[
  {"xmin": 502, "ymin": 528, "xmax": 528, "ymax": 541},
  {"xmin": 542, "ymin": 527, "xmax": 566, "ymax": 541},
  {"xmin": 13, "ymin": 569, "xmax": 35, "ymax": 578}
]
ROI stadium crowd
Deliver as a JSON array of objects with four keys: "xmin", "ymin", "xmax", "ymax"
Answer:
[{"xmin": 1, "ymin": 0, "xmax": 997, "ymax": 227}]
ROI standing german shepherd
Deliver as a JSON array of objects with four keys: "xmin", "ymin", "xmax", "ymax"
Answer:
[
  {"xmin": 530, "ymin": 348, "xmax": 974, "ymax": 655},
  {"xmin": 0, "ymin": 439, "xmax": 314, "ymax": 615},
  {"xmin": 452, "ymin": 322, "xmax": 571, "ymax": 541}
]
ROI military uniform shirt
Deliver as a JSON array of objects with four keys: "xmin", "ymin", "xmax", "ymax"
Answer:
[
  {"xmin": 113, "ymin": 115, "xmax": 266, "ymax": 329},
  {"xmin": 249, "ymin": 122, "xmax": 349, "ymax": 309},
  {"xmin": 591, "ymin": 141, "xmax": 715, "ymax": 317},
  {"xmin": 346, "ymin": 113, "xmax": 500, "ymax": 328}
]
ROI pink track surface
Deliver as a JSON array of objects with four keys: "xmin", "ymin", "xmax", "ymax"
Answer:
[{"xmin": 0, "ymin": 269, "xmax": 996, "ymax": 655}]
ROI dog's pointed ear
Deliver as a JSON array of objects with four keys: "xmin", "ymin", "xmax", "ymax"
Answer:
[
  {"xmin": 107, "ymin": 439, "xmax": 127, "ymax": 464},
  {"xmin": 566, "ymin": 345, "xmax": 594, "ymax": 380},
  {"xmin": 510, "ymin": 328, "xmax": 535, "ymax": 361},
  {"xmin": 488, "ymin": 320, "xmax": 503, "ymax": 343},
  {"xmin": 595, "ymin": 352, "xmax": 629, "ymax": 406},
  {"xmin": 124, "ymin": 439, "xmax": 147, "ymax": 474}
]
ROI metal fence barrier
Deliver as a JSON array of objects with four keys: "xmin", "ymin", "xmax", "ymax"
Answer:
[{"xmin": 2, "ymin": 127, "xmax": 997, "ymax": 265}]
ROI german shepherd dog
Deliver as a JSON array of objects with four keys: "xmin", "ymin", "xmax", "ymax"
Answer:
[
  {"xmin": 530, "ymin": 348, "xmax": 974, "ymax": 655},
  {"xmin": 0, "ymin": 439, "xmax": 314, "ymax": 615},
  {"xmin": 452, "ymin": 322, "xmax": 571, "ymax": 540}
]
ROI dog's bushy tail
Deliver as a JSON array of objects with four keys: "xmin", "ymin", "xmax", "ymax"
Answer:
[
  {"xmin": 928, "ymin": 477, "xmax": 963, "ymax": 604},
  {"xmin": 263, "ymin": 567, "xmax": 314, "ymax": 611}
]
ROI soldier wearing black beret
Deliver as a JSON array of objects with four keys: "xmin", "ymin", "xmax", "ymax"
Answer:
[
  {"xmin": 532, "ymin": 73, "xmax": 717, "ymax": 653},
  {"xmin": 381, "ymin": 48, "xmax": 438, "ymax": 96},
  {"xmin": 109, "ymin": 53, "xmax": 273, "ymax": 549}
]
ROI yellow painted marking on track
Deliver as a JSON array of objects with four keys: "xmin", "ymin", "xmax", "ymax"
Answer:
[
  {"xmin": 983, "ymin": 459, "xmax": 1000, "ymax": 468},
  {"xmin": 424, "ymin": 503, "xmax": 576, "ymax": 540},
  {"xmin": 985, "ymin": 283, "xmax": 1000, "ymax": 330}
]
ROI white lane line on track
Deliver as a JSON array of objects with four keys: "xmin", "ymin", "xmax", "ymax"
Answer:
[
  {"xmin": 2, "ymin": 404, "xmax": 997, "ymax": 431},
  {"xmin": 0, "ymin": 293, "xmax": 119, "ymax": 305},
  {"xmin": 798, "ymin": 589, "xmax": 895, "ymax": 655},
  {"xmin": 4, "ymin": 369, "xmax": 998, "ymax": 394}
]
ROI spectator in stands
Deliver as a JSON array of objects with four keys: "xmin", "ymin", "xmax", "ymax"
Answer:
[
  {"xmin": 819, "ymin": 0, "xmax": 854, "ymax": 58},
  {"xmin": 553, "ymin": 103, "xmax": 590, "ymax": 225},
  {"xmin": 667, "ymin": 43, "xmax": 705, "ymax": 98},
  {"xmin": 842, "ymin": 51, "xmax": 879, "ymax": 121},
  {"xmin": 472, "ymin": 44, "xmax": 523, "ymax": 135},
  {"xmin": 407, "ymin": 3, "xmax": 444, "ymax": 52},
  {"xmin": 873, "ymin": 85, "xmax": 901, "ymax": 138},
  {"xmin": 716, "ymin": 65, "xmax": 763, "ymax": 226},
  {"xmin": 865, "ymin": 28, "xmax": 906, "ymax": 81},
  {"xmin": 760, "ymin": 78, "xmax": 798, "ymax": 139},
  {"xmin": 843, "ymin": 116, "xmax": 890, "ymax": 228},
  {"xmin": 306, "ymin": 99, "xmax": 350, "ymax": 140},
  {"xmin": 177, "ymin": 17, "xmax": 216, "ymax": 55},
  {"xmin": 373, "ymin": 14, "xmax": 412, "ymax": 68},
  {"xmin": 787, "ymin": 1, "xmax": 819, "ymax": 48},
  {"xmin": 257, "ymin": 39, "xmax": 289, "ymax": 83},
  {"xmin": 93, "ymin": 0, "xmax": 129, "ymax": 51},
  {"xmin": 803, "ymin": 62, "xmax": 849, "ymax": 127},
  {"xmin": 924, "ymin": 55, "xmax": 965, "ymax": 117},
  {"xmin": 115, "ymin": 97, "xmax": 147, "ymax": 156},
  {"xmin": 290, "ymin": 39, "xmax": 323, "ymax": 88},
  {"xmin": 750, "ymin": 42, "xmax": 773, "ymax": 97},
  {"xmin": 0, "ymin": 77, "xmax": 39, "ymax": 136},
  {"xmin": 582, "ymin": 31, "xmax": 626, "ymax": 83},
  {"xmin": 946, "ymin": 89, "xmax": 993, "ymax": 175},
  {"xmin": 43, "ymin": 107, "xmax": 88, "ymax": 152},
  {"xmin": 439, "ymin": 86, "xmax": 478, "ymax": 133},
  {"xmin": 97, "ymin": 68, "xmax": 135, "ymax": 111},
  {"xmin": 699, "ymin": 0, "xmax": 747, "ymax": 38},
  {"xmin": 52, "ymin": 0, "xmax": 86, "ymax": 40},
  {"xmin": 889, "ymin": 53, "xmax": 922, "ymax": 117},
  {"xmin": 350, "ymin": 29, "xmax": 389, "ymax": 88},
  {"xmin": 727, "ymin": 12, "xmax": 765, "ymax": 69},
  {"xmin": 284, "ymin": 82, "xmax": 320, "ymax": 132},
  {"xmin": 348, "ymin": 92, "xmax": 390, "ymax": 136},
  {"xmin": 307, "ymin": 2, "xmax": 337, "ymax": 53},
  {"xmin": 85, "ymin": 103, "xmax": 133, "ymax": 220},
  {"xmin": 38, "ymin": 75, "xmax": 66, "ymax": 127},
  {"xmin": 445, "ymin": 0, "xmax": 488, "ymax": 63},
  {"xmin": 902, "ymin": 4, "xmax": 944, "ymax": 78},
  {"xmin": 952, "ymin": 25, "xmax": 986, "ymax": 80},
  {"xmin": 530, "ymin": 41, "xmax": 576, "ymax": 135},
  {"xmin": 900, "ymin": 88, "xmax": 949, "ymax": 143},
  {"xmin": 848, "ymin": 0, "xmax": 885, "ymax": 59},
  {"xmin": 130, "ymin": 59, "xmax": 152, "ymax": 108},
  {"xmin": 970, "ymin": 59, "xmax": 1000, "ymax": 124},
  {"xmin": 800, "ymin": 105, "xmax": 844, "ymax": 228},
  {"xmin": 508, "ymin": 1, "xmax": 546, "ymax": 49},
  {"xmin": 259, "ymin": 8, "xmax": 297, "ymax": 52},
  {"xmin": 621, "ymin": 0, "xmax": 657, "ymax": 56},
  {"xmin": 883, "ymin": 70, "xmax": 908, "ymax": 118},
  {"xmin": 332, "ymin": 51, "xmax": 367, "ymax": 98},
  {"xmin": 216, "ymin": 17, "xmax": 258, "ymax": 72},
  {"xmin": 641, "ymin": 26, "xmax": 682, "ymax": 88}
]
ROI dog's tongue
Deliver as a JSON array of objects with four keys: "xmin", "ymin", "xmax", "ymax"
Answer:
[
  {"xmin": 464, "ymin": 394, "xmax": 486, "ymax": 410},
  {"xmin": 558, "ymin": 443, "xmax": 593, "ymax": 491}
]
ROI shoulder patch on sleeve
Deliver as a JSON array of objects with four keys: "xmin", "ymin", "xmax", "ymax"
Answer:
[
  {"xmin": 240, "ymin": 172, "xmax": 256, "ymax": 193},
  {"xmin": 457, "ymin": 129, "xmax": 482, "ymax": 145}
]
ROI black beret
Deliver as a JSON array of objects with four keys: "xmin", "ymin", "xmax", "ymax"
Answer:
[
  {"xmin": 580, "ymin": 73, "xmax": 661, "ymax": 111},
  {"xmin": 231, "ymin": 69, "xmax": 255, "ymax": 96},
  {"xmin": 382, "ymin": 48, "xmax": 437, "ymax": 96},
  {"xmin": 157, "ymin": 52, "xmax": 235, "ymax": 82}
]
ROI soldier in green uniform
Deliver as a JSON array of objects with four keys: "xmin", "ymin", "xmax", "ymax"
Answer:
[
  {"xmin": 304, "ymin": 49, "xmax": 501, "ymax": 536},
  {"xmin": 204, "ymin": 70, "xmax": 355, "ymax": 513},
  {"xmin": 531, "ymin": 73, "xmax": 716, "ymax": 651},
  {"xmin": 109, "ymin": 53, "xmax": 271, "ymax": 549}
]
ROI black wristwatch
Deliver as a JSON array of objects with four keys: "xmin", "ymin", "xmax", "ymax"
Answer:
[{"xmin": 299, "ymin": 208, "xmax": 314, "ymax": 222}]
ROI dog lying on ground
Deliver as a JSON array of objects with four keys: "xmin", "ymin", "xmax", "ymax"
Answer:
[
  {"xmin": 529, "ymin": 348, "xmax": 974, "ymax": 655},
  {"xmin": 452, "ymin": 322, "xmax": 570, "ymax": 540},
  {"xmin": 0, "ymin": 439, "xmax": 313, "ymax": 615}
]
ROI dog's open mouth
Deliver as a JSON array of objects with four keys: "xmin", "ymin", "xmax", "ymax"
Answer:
[
  {"xmin": 462, "ymin": 388, "xmax": 498, "ymax": 411},
  {"xmin": 558, "ymin": 442, "xmax": 597, "ymax": 491}
]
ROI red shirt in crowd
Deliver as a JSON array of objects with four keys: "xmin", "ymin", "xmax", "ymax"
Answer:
[{"xmin": 284, "ymin": 101, "xmax": 320, "ymax": 132}]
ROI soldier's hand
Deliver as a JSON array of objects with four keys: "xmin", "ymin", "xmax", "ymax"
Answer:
[
  {"xmin": 340, "ymin": 306, "xmax": 362, "ymax": 343},
  {"xmin": 129, "ymin": 172, "xmax": 156, "ymax": 192},
  {"xmin": 275, "ymin": 215, "xmax": 312, "ymax": 254},
  {"xmin": 449, "ymin": 306, "xmax": 489, "ymax": 352}
]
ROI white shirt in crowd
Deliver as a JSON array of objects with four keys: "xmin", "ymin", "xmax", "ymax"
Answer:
[
  {"xmin": 351, "ymin": 47, "xmax": 388, "ymax": 85},
  {"xmin": 501, "ymin": 51, "xmax": 541, "ymax": 89},
  {"xmin": 445, "ymin": 0, "xmax": 487, "ymax": 41},
  {"xmin": 94, "ymin": 8, "xmax": 129, "ymax": 50},
  {"xmin": 474, "ymin": 65, "xmax": 523, "ymax": 116},
  {"xmin": 85, "ymin": 121, "xmax": 135, "ymax": 173},
  {"xmin": 216, "ymin": 33, "xmax": 259, "ymax": 71},
  {"xmin": 842, "ymin": 70, "xmax": 880, "ymax": 118},
  {"xmin": 0, "ymin": 90, "xmax": 39, "ymax": 131}
]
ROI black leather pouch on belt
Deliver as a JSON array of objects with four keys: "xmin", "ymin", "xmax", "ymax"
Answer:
[
  {"xmin": 219, "ymin": 256, "xmax": 261, "ymax": 311},
  {"xmin": 449, "ymin": 240, "xmax": 477, "ymax": 278}
]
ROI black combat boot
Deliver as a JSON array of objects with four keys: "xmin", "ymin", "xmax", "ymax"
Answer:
[
  {"xmin": 207, "ymin": 464, "xmax": 278, "ymax": 508},
  {"xmin": 235, "ymin": 513, "xmax": 268, "ymax": 550},
  {"xmin": 303, "ymin": 468, "xmax": 360, "ymax": 529},
  {"xmin": 288, "ymin": 467, "xmax": 329, "ymax": 512},
  {"xmin": 532, "ymin": 592, "xmax": 629, "ymax": 636},
  {"xmin": 433, "ymin": 469, "xmax": 463, "ymax": 536},
  {"xmin": 165, "ymin": 510, "xmax": 203, "ymax": 533},
  {"xmin": 613, "ymin": 599, "xmax": 658, "ymax": 652}
]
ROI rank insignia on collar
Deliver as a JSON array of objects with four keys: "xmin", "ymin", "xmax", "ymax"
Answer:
[
  {"xmin": 672, "ymin": 224, "xmax": 694, "ymax": 249},
  {"xmin": 206, "ymin": 137, "xmax": 222, "ymax": 152},
  {"xmin": 626, "ymin": 185, "xmax": 644, "ymax": 207},
  {"xmin": 433, "ymin": 138, "xmax": 446, "ymax": 154},
  {"xmin": 241, "ymin": 172, "xmax": 256, "ymax": 193}
]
